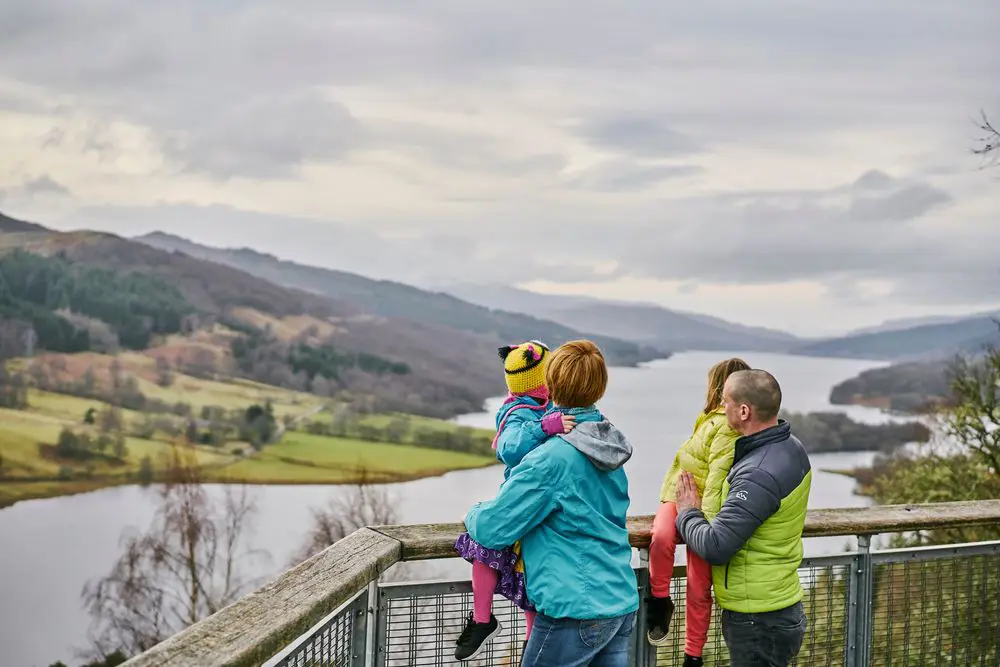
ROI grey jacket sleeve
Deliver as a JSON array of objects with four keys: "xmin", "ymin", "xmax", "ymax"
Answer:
[{"xmin": 675, "ymin": 466, "xmax": 783, "ymax": 566}]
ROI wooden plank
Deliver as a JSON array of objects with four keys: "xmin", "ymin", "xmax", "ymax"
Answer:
[
  {"xmin": 801, "ymin": 499, "xmax": 1000, "ymax": 537},
  {"xmin": 373, "ymin": 499, "xmax": 1000, "ymax": 560},
  {"xmin": 121, "ymin": 527, "xmax": 401, "ymax": 667}
]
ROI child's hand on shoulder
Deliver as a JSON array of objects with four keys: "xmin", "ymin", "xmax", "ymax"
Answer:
[
  {"xmin": 560, "ymin": 414, "xmax": 576, "ymax": 433},
  {"xmin": 541, "ymin": 412, "xmax": 576, "ymax": 436}
]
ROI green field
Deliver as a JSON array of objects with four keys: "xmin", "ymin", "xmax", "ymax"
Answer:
[
  {"xmin": 0, "ymin": 368, "xmax": 496, "ymax": 508},
  {"xmin": 210, "ymin": 431, "xmax": 495, "ymax": 483}
]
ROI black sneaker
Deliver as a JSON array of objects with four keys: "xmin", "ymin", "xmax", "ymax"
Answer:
[
  {"xmin": 683, "ymin": 655, "xmax": 704, "ymax": 667},
  {"xmin": 455, "ymin": 612, "xmax": 502, "ymax": 661},
  {"xmin": 646, "ymin": 595, "xmax": 674, "ymax": 646}
]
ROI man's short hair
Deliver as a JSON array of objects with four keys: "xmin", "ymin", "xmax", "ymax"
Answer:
[
  {"xmin": 727, "ymin": 369, "xmax": 782, "ymax": 421},
  {"xmin": 546, "ymin": 340, "xmax": 608, "ymax": 408}
]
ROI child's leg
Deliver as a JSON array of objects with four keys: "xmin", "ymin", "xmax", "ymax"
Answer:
[
  {"xmin": 684, "ymin": 548, "xmax": 714, "ymax": 657},
  {"xmin": 523, "ymin": 609, "xmax": 536, "ymax": 639},
  {"xmin": 471, "ymin": 561, "xmax": 499, "ymax": 623},
  {"xmin": 649, "ymin": 501, "xmax": 680, "ymax": 597}
]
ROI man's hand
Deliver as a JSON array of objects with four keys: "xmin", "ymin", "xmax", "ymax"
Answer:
[{"xmin": 675, "ymin": 471, "xmax": 702, "ymax": 513}]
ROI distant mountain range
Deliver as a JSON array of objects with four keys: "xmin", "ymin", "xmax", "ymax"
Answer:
[
  {"xmin": 793, "ymin": 316, "xmax": 1000, "ymax": 361},
  {"xmin": 439, "ymin": 283, "xmax": 804, "ymax": 353},
  {"xmin": 135, "ymin": 232, "xmax": 664, "ymax": 368},
  {"xmin": 844, "ymin": 311, "xmax": 1000, "ymax": 336},
  {"xmin": 439, "ymin": 283, "xmax": 1000, "ymax": 362}
]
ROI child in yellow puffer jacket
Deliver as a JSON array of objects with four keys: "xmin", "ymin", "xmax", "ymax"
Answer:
[{"xmin": 646, "ymin": 357, "xmax": 750, "ymax": 666}]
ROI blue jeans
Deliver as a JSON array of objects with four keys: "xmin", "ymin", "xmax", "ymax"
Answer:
[
  {"xmin": 521, "ymin": 612, "xmax": 636, "ymax": 667},
  {"xmin": 721, "ymin": 602, "xmax": 807, "ymax": 667}
]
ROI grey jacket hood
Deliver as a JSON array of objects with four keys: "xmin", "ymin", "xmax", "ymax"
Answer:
[{"xmin": 561, "ymin": 420, "xmax": 633, "ymax": 471}]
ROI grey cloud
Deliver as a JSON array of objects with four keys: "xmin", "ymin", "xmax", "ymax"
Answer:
[
  {"xmin": 81, "ymin": 123, "xmax": 120, "ymax": 161},
  {"xmin": 616, "ymin": 173, "xmax": 961, "ymax": 286},
  {"xmin": 370, "ymin": 121, "xmax": 566, "ymax": 178},
  {"xmin": 847, "ymin": 185, "xmax": 952, "ymax": 223},
  {"xmin": 580, "ymin": 115, "xmax": 704, "ymax": 158},
  {"xmin": 852, "ymin": 170, "xmax": 895, "ymax": 191},
  {"xmin": 888, "ymin": 267, "xmax": 1000, "ymax": 306},
  {"xmin": 22, "ymin": 175, "xmax": 71, "ymax": 197},
  {"xmin": 162, "ymin": 92, "xmax": 364, "ymax": 178}
]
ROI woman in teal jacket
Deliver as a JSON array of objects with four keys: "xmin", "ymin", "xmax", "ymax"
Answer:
[{"xmin": 464, "ymin": 340, "xmax": 639, "ymax": 667}]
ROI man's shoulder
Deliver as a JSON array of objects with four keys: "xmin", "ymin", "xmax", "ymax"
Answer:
[{"xmin": 735, "ymin": 434, "xmax": 810, "ymax": 496}]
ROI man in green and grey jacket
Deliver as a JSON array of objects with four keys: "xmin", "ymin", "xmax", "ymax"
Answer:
[{"xmin": 676, "ymin": 369, "xmax": 812, "ymax": 667}]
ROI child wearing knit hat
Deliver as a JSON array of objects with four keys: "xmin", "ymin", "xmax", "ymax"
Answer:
[{"xmin": 453, "ymin": 340, "xmax": 575, "ymax": 661}]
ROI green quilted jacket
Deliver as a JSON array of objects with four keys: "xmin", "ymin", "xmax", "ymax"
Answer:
[{"xmin": 659, "ymin": 408, "xmax": 740, "ymax": 521}]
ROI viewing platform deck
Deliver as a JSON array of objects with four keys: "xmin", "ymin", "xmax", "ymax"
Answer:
[{"xmin": 122, "ymin": 500, "xmax": 1000, "ymax": 666}]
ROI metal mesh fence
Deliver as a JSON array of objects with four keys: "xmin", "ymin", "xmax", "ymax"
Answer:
[
  {"xmin": 868, "ymin": 542, "xmax": 1000, "ymax": 667},
  {"xmin": 272, "ymin": 589, "xmax": 367, "ymax": 667},
  {"xmin": 651, "ymin": 558, "xmax": 852, "ymax": 666},
  {"xmin": 377, "ymin": 581, "xmax": 527, "ymax": 667},
  {"xmin": 268, "ymin": 541, "xmax": 1000, "ymax": 667}
]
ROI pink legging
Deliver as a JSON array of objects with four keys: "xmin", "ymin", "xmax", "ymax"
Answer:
[
  {"xmin": 472, "ymin": 561, "xmax": 536, "ymax": 638},
  {"xmin": 649, "ymin": 501, "xmax": 713, "ymax": 657}
]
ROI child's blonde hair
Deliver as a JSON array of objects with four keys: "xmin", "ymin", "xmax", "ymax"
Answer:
[
  {"xmin": 704, "ymin": 357, "xmax": 751, "ymax": 414},
  {"xmin": 546, "ymin": 340, "xmax": 608, "ymax": 408}
]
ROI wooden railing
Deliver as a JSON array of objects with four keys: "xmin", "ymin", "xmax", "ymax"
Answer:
[{"xmin": 121, "ymin": 499, "xmax": 1000, "ymax": 667}]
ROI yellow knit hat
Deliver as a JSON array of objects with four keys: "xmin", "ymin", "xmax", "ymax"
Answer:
[{"xmin": 499, "ymin": 340, "xmax": 550, "ymax": 395}]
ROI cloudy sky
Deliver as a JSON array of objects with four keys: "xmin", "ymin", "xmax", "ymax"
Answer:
[{"xmin": 0, "ymin": 1, "xmax": 998, "ymax": 336}]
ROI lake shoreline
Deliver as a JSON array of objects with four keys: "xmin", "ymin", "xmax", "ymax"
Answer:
[{"xmin": 0, "ymin": 458, "xmax": 502, "ymax": 511}]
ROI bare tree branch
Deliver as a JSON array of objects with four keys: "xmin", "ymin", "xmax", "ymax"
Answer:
[
  {"xmin": 289, "ymin": 465, "xmax": 400, "ymax": 567},
  {"xmin": 80, "ymin": 446, "xmax": 269, "ymax": 661},
  {"xmin": 973, "ymin": 109, "xmax": 1000, "ymax": 166}
]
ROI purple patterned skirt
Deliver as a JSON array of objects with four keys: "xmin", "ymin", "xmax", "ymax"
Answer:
[{"xmin": 455, "ymin": 532, "xmax": 535, "ymax": 612}]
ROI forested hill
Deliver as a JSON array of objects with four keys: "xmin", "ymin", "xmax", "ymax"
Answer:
[
  {"xmin": 0, "ymin": 225, "xmax": 503, "ymax": 417},
  {"xmin": 0, "ymin": 248, "xmax": 193, "ymax": 351},
  {"xmin": 828, "ymin": 360, "xmax": 955, "ymax": 414}
]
